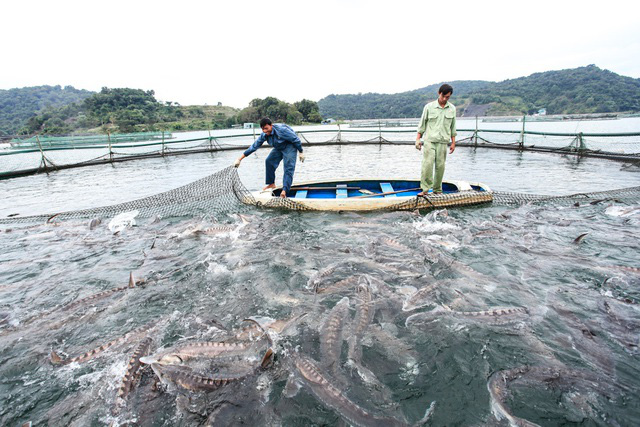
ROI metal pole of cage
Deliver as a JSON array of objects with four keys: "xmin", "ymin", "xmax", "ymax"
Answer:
[
  {"xmin": 107, "ymin": 132, "xmax": 114, "ymax": 162},
  {"xmin": 474, "ymin": 116, "xmax": 478, "ymax": 147},
  {"xmin": 519, "ymin": 115, "xmax": 526, "ymax": 149}
]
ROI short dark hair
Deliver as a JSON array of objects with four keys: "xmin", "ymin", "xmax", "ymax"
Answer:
[
  {"xmin": 438, "ymin": 84, "xmax": 453, "ymax": 96},
  {"xmin": 260, "ymin": 118, "xmax": 272, "ymax": 128}
]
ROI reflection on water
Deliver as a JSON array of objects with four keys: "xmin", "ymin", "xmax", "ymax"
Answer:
[{"xmin": 1, "ymin": 145, "xmax": 640, "ymax": 426}]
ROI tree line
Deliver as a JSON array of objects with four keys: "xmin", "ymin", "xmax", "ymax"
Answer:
[
  {"xmin": 7, "ymin": 87, "xmax": 323, "ymax": 135},
  {"xmin": 235, "ymin": 97, "xmax": 322, "ymax": 125}
]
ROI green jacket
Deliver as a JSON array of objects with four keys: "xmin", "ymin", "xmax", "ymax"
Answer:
[{"xmin": 417, "ymin": 100, "xmax": 457, "ymax": 144}]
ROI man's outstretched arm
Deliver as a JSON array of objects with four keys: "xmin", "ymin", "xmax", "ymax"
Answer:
[{"xmin": 235, "ymin": 133, "xmax": 266, "ymax": 167}]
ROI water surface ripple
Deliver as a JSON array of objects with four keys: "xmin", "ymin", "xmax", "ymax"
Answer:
[{"xmin": 1, "ymin": 145, "xmax": 639, "ymax": 426}]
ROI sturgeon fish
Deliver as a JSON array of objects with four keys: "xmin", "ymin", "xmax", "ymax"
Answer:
[
  {"xmin": 243, "ymin": 313, "xmax": 308, "ymax": 338},
  {"xmin": 487, "ymin": 366, "xmax": 541, "ymax": 427},
  {"xmin": 368, "ymin": 323, "xmax": 418, "ymax": 368},
  {"xmin": 402, "ymin": 281, "xmax": 442, "ymax": 312},
  {"xmin": 286, "ymin": 353, "xmax": 415, "ymax": 427},
  {"xmin": 406, "ymin": 306, "xmax": 529, "ymax": 327},
  {"xmin": 170, "ymin": 223, "xmax": 238, "ymax": 240},
  {"xmin": 432, "ymin": 252, "xmax": 490, "ymax": 283},
  {"xmin": 551, "ymin": 304, "xmax": 616, "ymax": 376},
  {"xmin": 348, "ymin": 280, "xmax": 374, "ymax": 362},
  {"xmin": 320, "ymin": 297, "xmax": 350, "ymax": 376},
  {"xmin": 150, "ymin": 363, "xmax": 249, "ymax": 392},
  {"xmin": 202, "ymin": 225, "xmax": 237, "ymax": 235},
  {"xmin": 113, "ymin": 336, "xmax": 153, "ymax": 414},
  {"xmin": 315, "ymin": 275, "xmax": 360, "ymax": 294},
  {"xmin": 454, "ymin": 307, "xmax": 529, "ymax": 321},
  {"xmin": 488, "ymin": 365, "xmax": 619, "ymax": 427},
  {"xmin": 140, "ymin": 341, "xmax": 259, "ymax": 366},
  {"xmin": 379, "ymin": 237, "xmax": 413, "ymax": 253},
  {"xmin": 307, "ymin": 264, "xmax": 340, "ymax": 290},
  {"xmin": 22, "ymin": 276, "xmax": 137, "ymax": 328},
  {"xmin": 51, "ymin": 322, "xmax": 155, "ymax": 365},
  {"xmin": 61, "ymin": 280, "xmax": 136, "ymax": 313},
  {"xmin": 148, "ymin": 346, "xmax": 273, "ymax": 393}
]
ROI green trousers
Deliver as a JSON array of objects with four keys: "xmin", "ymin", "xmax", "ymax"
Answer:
[{"xmin": 420, "ymin": 141, "xmax": 448, "ymax": 193}]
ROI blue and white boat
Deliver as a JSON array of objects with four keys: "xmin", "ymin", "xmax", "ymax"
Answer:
[{"xmin": 249, "ymin": 178, "xmax": 492, "ymax": 211}]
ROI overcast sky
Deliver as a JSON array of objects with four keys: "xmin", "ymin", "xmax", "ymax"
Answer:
[{"xmin": 2, "ymin": 0, "xmax": 639, "ymax": 108}]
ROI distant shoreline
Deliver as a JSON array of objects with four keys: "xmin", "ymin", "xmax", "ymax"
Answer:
[{"xmin": 346, "ymin": 111, "xmax": 640, "ymax": 128}]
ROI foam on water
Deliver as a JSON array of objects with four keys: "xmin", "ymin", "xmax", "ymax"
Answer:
[
  {"xmin": 605, "ymin": 205, "xmax": 640, "ymax": 217},
  {"xmin": 2, "ymin": 147, "xmax": 640, "ymax": 426}
]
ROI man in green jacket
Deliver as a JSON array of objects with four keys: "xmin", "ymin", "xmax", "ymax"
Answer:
[{"xmin": 415, "ymin": 84, "xmax": 457, "ymax": 195}]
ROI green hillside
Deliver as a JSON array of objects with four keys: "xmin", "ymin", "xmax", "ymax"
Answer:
[
  {"xmin": 155, "ymin": 105, "xmax": 239, "ymax": 131},
  {"xmin": 19, "ymin": 88, "xmax": 190, "ymax": 134},
  {"xmin": 318, "ymin": 81, "xmax": 490, "ymax": 120},
  {"xmin": 318, "ymin": 65, "xmax": 640, "ymax": 119},
  {"xmin": 462, "ymin": 65, "xmax": 640, "ymax": 115},
  {"xmin": 10, "ymin": 88, "xmax": 317, "ymax": 135},
  {"xmin": 0, "ymin": 85, "xmax": 94, "ymax": 134}
]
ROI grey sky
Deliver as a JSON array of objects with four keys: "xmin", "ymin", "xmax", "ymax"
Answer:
[{"xmin": 2, "ymin": 0, "xmax": 639, "ymax": 108}]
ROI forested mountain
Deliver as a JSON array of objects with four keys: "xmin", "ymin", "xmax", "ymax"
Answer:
[
  {"xmin": 318, "ymin": 81, "xmax": 490, "ymax": 120},
  {"xmin": 467, "ymin": 65, "xmax": 640, "ymax": 115},
  {"xmin": 0, "ymin": 85, "xmax": 94, "ymax": 134},
  {"xmin": 318, "ymin": 65, "xmax": 640, "ymax": 119},
  {"xmin": 7, "ymin": 65, "xmax": 638, "ymax": 134}
]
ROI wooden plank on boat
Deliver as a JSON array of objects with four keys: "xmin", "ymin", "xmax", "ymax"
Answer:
[
  {"xmin": 380, "ymin": 183, "xmax": 397, "ymax": 197},
  {"xmin": 295, "ymin": 190, "xmax": 308, "ymax": 199},
  {"xmin": 351, "ymin": 187, "xmax": 421, "ymax": 199},
  {"xmin": 336, "ymin": 184, "xmax": 348, "ymax": 199},
  {"xmin": 291, "ymin": 186, "xmax": 360, "ymax": 191}
]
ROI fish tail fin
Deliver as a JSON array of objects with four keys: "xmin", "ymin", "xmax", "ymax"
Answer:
[
  {"xmin": 50, "ymin": 351, "xmax": 64, "ymax": 365},
  {"xmin": 260, "ymin": 348, "xmax": 274, "ymax": 368},
  {"xmin": 129, "ymin": 272, "xmax": 136, "ymax": 288}
]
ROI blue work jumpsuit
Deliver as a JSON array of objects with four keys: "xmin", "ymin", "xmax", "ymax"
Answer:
[{"xmin": 243, "ymin": 124, "xmax": 304, "ymax": 195}]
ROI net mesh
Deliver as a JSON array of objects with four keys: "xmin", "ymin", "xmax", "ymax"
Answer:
[
  {"xmin": 492, "ymin": 186, "xmax": 640, "ymax": 206},
  {"xmin": 2, "ymin": 166, "xmax": 640, "ymax": 225},
  {"xmin": 0, "ymin": 166, "xmax": 253, "ymax": 224}
]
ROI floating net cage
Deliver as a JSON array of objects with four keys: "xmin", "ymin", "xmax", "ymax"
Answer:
[
  {"xmin": 1, "ymin": 127, "xmax": 640, "ymax": 224},
  {"xmin": 9, "ymin": 131, "xmax": 170, "ymax": 147},
  {"xmin": 2, "ymin": 127, "xmax": 640, "ymax": 179}
]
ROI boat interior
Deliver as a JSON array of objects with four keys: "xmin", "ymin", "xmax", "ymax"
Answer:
[{"xmin": 273, "ymin": 180, "xmax": 465, "ymax": 199}]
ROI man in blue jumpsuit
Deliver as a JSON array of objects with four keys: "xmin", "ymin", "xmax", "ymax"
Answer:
[{"xmin": 234, "ymin": 118, "xmax": 305, "ymax": 198}]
